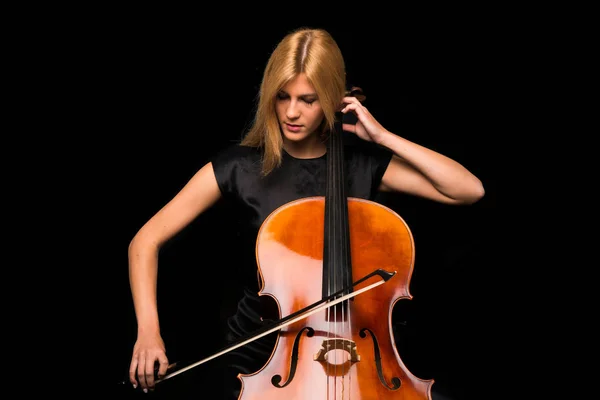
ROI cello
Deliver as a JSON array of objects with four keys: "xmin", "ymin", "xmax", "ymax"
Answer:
[{"xmin": 236, "ymin": 106, "xmax": 434, "ymax": 398}]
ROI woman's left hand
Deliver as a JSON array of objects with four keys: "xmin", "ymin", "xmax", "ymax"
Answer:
[{"xmin": 341, "ymin": 96, "xmax": 388, "ymax": 144}]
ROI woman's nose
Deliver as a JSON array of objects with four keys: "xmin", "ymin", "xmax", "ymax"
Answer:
[{"xmin": 286, "ymin": 101, "xmax": 300, "ymax": 119}]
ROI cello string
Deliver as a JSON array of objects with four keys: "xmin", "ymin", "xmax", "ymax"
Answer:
[
  {"xmin": 334, "ymin": 115, "xmax": 341, "ymax": 395},
  {"xmin": 337, "ymin": 117, "xmax": 346, "ymax": 398},
  {"xmin": 331, "ymin": 117, "xmax": 337, "ymax": 394},
  {"xmin": 335, "ymin": 111, "xmax": 350, "ymax": 399},
  {"xmin": 341, "ymin": 116, "xmax": 351, "ymax": 400},
  {"xmin": 325, "ymin": 122, "xmax": 331, "ymax": 395},
  {"xmin": 334, "ymin": 113, "xmax": 348, "ymax": 397},
  {"xmin": 326, "ymin": 114, "xmax": 336, "ymax": 395}
]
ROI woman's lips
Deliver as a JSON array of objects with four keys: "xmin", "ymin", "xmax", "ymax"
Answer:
[{"xmin": 285, "ymin": 123, "xmax": 302, "ymax": 133}]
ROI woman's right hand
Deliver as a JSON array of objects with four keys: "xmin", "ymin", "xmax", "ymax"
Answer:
[{"xmin": 128, "ymin": 332, "xmax": 169, "ymax": 392}]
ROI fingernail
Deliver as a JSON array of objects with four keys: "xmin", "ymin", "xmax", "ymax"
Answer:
[
  {"xmin": 132, "ymin": 383, "xmax": 137, "ymax": 389},
  {"xmin": 143, "ymin": 388, "xmax": 148, "ymax": 393}
]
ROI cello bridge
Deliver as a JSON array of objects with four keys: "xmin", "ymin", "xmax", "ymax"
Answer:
[{"xmin": 314, "ymin": 338, "xmax": 360, "ymax": 364}]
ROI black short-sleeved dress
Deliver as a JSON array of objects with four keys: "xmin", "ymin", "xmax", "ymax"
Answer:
[{"xmin": 210, "ymin": 140, "xmax": 392, "ymax": 399}]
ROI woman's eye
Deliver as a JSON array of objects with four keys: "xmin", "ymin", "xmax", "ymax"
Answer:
[{"xmin": 276, "ymin": 93, "xmax": 316, "ymax": 104}]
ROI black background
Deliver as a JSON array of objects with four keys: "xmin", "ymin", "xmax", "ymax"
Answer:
[{"xmin": 48, "ymin": 10, "xmax": 504, "ymax": 400}]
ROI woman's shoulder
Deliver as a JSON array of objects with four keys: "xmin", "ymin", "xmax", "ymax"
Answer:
[{"xmin": 210, "ymin": 143, "xmax": 263, "ymax": 196}]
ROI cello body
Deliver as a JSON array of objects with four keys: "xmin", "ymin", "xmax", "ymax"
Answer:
[{"xmin": 238, "ymin": 196, "xmax": 433, "ymax": 399}]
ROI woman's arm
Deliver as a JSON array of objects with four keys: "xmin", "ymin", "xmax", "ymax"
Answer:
[
  {"xmin": 377, "ymin": 133, "xmax": 484, "ymax": 205},
  {"xmin": 128, "ymin": 162, "xmax": 222, "ymax": 391},
  {"xmin": 341, "ymin": 96, "xmax": 484, "ymax": 205}
]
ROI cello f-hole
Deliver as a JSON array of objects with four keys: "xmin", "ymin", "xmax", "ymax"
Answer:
[
  {"xmin": 271, "ymin": 327, "xmax": 315, "ymax": 388},
  {"xmin": 360, "ymin": 328, "xmax": 401, "ymax": 390}
]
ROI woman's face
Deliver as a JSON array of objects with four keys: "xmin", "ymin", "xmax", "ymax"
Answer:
[{"xmin": 275, "ymin": 73, "xmax": 325, "ymax": 144}]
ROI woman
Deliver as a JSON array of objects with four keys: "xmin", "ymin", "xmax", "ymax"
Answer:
[{"xmin": 127, "ymin": 27, "xmax": 484, "ymax": 398}]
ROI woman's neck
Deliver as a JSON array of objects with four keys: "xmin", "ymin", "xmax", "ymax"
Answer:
[{"xmin": 283, "ymin": 136, "xmax": 326, "ymax": 159}]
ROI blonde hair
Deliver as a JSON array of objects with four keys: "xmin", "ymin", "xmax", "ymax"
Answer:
[{"xmin": 241, "ymin": 28, "xmax": 347, "ymax": 176}]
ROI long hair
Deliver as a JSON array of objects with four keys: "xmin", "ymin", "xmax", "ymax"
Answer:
[{"xmin": 241, "ymin": 28, "xmax": 346, "ymax": 176}]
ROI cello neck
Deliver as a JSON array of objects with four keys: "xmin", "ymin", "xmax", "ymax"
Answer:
[{"xmin": 322, "ymin": 111, "xmax": 353, "ymax": 300}]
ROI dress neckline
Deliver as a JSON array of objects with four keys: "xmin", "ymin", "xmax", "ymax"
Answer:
[{"xmin": 283, "ymin": 148, "xmax": 327, "ymax": 161}]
